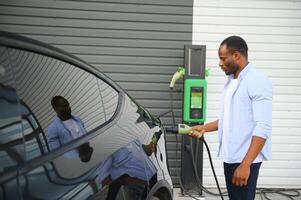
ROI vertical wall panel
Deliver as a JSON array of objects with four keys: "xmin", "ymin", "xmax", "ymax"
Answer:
[{"xmin": 193, "ymin": 0, "xmax": 301, "ymax": 188}]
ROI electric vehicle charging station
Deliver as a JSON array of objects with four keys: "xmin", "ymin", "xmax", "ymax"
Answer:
[
  {"xmin": 181, "ymin": 45, "xmax": 207, "ymax": 195},
  {"xmin": 168, "ymin": 44, "xmax": 224, "ymax": 199},
  {"xmin": 168, "ymin": 45, "xmax": 208, "ymax": 197}
]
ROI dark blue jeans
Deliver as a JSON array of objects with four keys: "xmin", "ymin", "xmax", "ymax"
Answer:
[{"xmin": 224, "ymin": 162, "xmax": 262, "ymax": 200}]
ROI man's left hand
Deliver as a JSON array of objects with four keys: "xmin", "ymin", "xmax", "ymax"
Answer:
[{"xmin": 232, "ymin": 163, "xmax": 250, "ymax": 187}]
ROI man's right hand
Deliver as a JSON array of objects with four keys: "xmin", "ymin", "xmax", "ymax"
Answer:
[
  {"xmin": 190, "ymin": 125, "xmax": 206, "ymax": 138},
  {"xmin": 190, "ymin": 120, "xmax": 219, "ymax": 138}
]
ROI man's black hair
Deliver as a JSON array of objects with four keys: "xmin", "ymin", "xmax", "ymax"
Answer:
[
  {"xmin": 51, "ymin": 96, "xmax": 65, "ymax": 109},
  {"xmin": 221, "ymin": 35, "xmax": 248, "ymax": 58}
]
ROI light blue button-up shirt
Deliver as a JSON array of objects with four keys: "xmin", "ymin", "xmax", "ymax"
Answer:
[
  {"xmin": 97, "ymin": 139, "xmax": 157, "ymax": 185},
  {"xmin": 218, "ymin": 63, "xmax": 273, "ymax": 163},
  {"xmin": 48, "ymin": 115, "xmax": 87, "ymax": 158}
]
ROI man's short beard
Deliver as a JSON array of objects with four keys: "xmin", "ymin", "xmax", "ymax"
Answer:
[
  {"xmin": 225, "ymin": 71, "xmax": 232, "ymax": 75},
  {"xmin": 226, "ymin": 63, "xmax": 239, "ymax": 76}
]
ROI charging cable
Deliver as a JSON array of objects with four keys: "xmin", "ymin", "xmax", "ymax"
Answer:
[{"xmin": 168, "ymin": 88, "xmax": 226, "ymax": 199}]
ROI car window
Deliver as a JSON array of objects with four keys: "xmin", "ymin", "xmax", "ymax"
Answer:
[
  {"xmin": 7, "ymin": 47, "xmax": 119, "ymax": 138},
  {"xmin": 45, "ymin": 94, "xmax": 156, "ymax": 177},
  {"xmin": 0, "ymin": 47, "xmax": 24, "ymax": 173},
  {"xmin": 19, "ymin": 100, "xmax": 48, "ymax": 160},
  {"xmin": 5, "ymin": 46, "xmax": 121, "ymax": 155}
]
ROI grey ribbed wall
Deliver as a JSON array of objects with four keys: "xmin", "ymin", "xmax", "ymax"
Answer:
[{"xmin": 0, "ymin": 0, "xmax": 193, "ymax": 186}]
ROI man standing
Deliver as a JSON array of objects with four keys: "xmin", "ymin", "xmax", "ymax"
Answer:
[
  {"xmin": 192, "ymin": 36, "xmax": 273, "ymax": 200},
  {"xmin": 48, "ymin": 96, "xmax": 92, "ymax": 161}
]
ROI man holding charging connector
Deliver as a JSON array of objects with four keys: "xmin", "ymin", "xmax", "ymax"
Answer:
[{"xmin": 191, "ymin": 36, "xmax": 273, "ymax": 200}]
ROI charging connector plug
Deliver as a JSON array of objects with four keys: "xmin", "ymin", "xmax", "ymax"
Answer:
[
  {"xmin": 169, "ymin": 67, "xmax": 185, "ymax": 89},
  {"xmin": 165, "ymin": 124, "xmax": 203, "ymax": 139}
]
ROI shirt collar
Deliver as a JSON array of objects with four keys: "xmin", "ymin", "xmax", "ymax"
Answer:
[
  {"xmin": 227, "ymin": 62, "xmax": 252, "ymax": 81},
  {"xmin": 55, "ymin": 115, "xmax": 77, "ymax": 123},
  {"xmin": 238, "ymin": 62, "xmax": 252, "ymax": 81}
]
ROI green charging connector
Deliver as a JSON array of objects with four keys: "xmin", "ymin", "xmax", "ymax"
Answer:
[
  {"xmin": 177, "ymin": 124, "xmax": 203, "ymax": 138},
  {"xmin": 178, "ymin": 124, "xmax": 192, "ymax": 134},
  {"xmin": 169, "ymin": 67, "xmax": 185, "ymax": 89}
]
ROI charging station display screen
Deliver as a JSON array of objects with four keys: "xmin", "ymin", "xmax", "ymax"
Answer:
[
  {"xmin": 184, "ymin": 79, "xmax": 206, "ymax": 122},
  {"xmin": 191, "ymin": 91, "xmax": 202, "ymax": 109}
]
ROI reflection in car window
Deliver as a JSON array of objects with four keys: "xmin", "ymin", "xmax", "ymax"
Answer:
[
  {"xmin": 0, "ymin": 46, "xmax": 24, "ymax": 174},
  {"xmin": 7, "ymin": 47, "xmax": 118, "ymax": 136},
  {"xmin": 0, "ymin": 84, "xmax": 24, "ymax": 173},
  {"xmin": 47, "ymin": 96, "xmax": 93, "ymax": 161},
  {"xmin": 91, "ymin": 95, "xmax": 159, "ymax": 199},
  {"xmin": 17, "ymin": 162, "xmax": 95, "ymax": 200},
  {"xmin": 46, "ymin": 94, "xmax": 159, "ymax": 198},
  {"xmin": 20, "ymin": 101, "xmax": 48, "ymax": 160},
  {"xmin": 23, "ymin": 66, "xmax": 157, "ymax": 199},
  {"xmin": 1, "ymin": 45, "xmax": 166, "ymax": 199},
  {"xmin": 96, "ymin": 139, "xmax": 157, "ymax": 200},
  {"xmin": 127, "ymin": 94, "xmax": 160, "ymax": 128}
]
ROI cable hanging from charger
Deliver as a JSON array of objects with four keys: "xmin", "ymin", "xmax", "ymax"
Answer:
[
  {"xmin": 170, "ymin": 89, "xmax": 202, "ymax": 200},
  {"xmin": 169, "ymin": 88, "xmax": 225, "ymax": 200}
]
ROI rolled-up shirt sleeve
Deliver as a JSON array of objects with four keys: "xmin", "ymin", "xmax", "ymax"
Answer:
[{"xmin": 249, "ymin": 76, "xmax": 273, "ymax": 139}]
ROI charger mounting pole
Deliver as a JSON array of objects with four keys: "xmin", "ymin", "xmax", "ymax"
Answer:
[{"xmin": 181, "ymin": 44, "xmax": 207, "ymax": 195}]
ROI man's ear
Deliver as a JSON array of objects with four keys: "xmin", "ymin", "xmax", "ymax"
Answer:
[{"xmin": 232, "ymin": 51, "xmax": 240, "ymax": 61}]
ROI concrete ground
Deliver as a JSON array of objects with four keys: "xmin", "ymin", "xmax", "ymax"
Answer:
[
  {"xmin": 173, "ymin": 188, "xmax": 301, "ymax": 200},
  {"xmin": 90, "ymin": 186, "xmax": 301, "ymax": 199}
]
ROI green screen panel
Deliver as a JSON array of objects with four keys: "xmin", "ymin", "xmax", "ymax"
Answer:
[
  {"xmin": 191, "ymin": 91, "xmax": 202, "ymax": 109},
  {"xmin": 183, "ymin": 79, "xmax": 207, "ymax": 124}
]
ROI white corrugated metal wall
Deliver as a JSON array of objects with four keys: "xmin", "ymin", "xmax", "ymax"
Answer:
[{"xmin": 193, "ymin": 0, "xmax": 301, "ymax": 188}]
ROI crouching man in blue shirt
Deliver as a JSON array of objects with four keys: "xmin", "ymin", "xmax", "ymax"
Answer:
[{"xmin": 191, "ymin": 36, "xmax": 273, "ymax": 200}]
